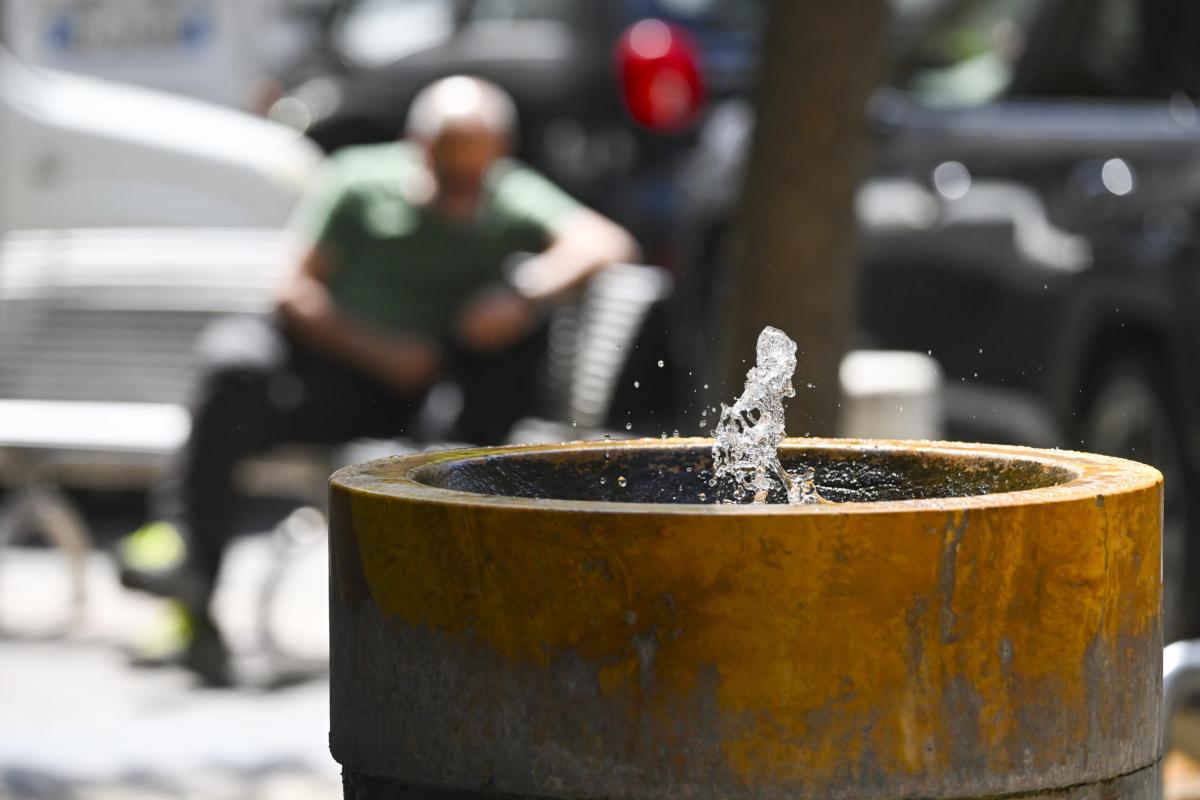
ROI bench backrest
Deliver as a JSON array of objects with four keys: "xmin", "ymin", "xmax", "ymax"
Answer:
[
  {"xmin": 0, "ymin": 230, "xmax": 288, "ymax": 404},
  {"xmin": 544, "ymin": 263, "xmax": 673, "ymax": 428},
  {"xmin": 0, "ymin": 230, "xmax": 671, "ymax": 428}
]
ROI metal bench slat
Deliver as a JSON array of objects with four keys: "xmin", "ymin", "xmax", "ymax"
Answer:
[{"xmin": 0, "ymin": 400, "xmax": 189, "ymax": 455}]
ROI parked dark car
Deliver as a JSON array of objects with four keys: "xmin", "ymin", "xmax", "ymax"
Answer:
[
  {"xmin": 675, "ymin": 0, "xmax": 1200, "ymax": 640},
  {"xmin": 270, "ymin": 0, "xmax": 761, "ymax": 257}
]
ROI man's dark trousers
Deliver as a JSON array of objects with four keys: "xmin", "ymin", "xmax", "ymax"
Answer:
[{"xmin": 150, "ymin": 313, "xmax": 546, "ymax": 588}]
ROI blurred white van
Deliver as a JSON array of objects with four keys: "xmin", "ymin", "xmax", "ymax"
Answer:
[
  {"xmin": 1, "ymin": 48, "xmax": 322, "ymax": 231},
  {"xmin": 2, "ymin": 0, "xmax": 292, "ymax": 109}
]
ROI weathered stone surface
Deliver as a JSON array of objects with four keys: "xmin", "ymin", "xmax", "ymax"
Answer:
[{"xmin": 330, "ymin": 439, "xmax": 1163, "ymax": 800}]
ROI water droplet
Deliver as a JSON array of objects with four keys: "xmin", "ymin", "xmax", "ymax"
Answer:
[
  {"xmin": 703, "ymin": 383, "xmax": 709, "ymax": 389},
  {"xmin": 599, "ymin": 477, "xmax": 606, "ymax": 485},
  {"xmin": 633, "ymin": 381, "xmax": 640, "ymax": 388},
  {"xmin": 571, "ymin": 420, "xmax": 578, "ymax": 427},
  {"xmin": 978, "ymin": 348, "xmax": 983, "ymax": 354},
  {"xmin": 657, "ymin": 360, "xmax": 664, "ymax": 368},
  {"xmin": 625, "ymin": 422, "xmax": 633, "ymax": 430},
  {"xmin": 698, "ymin": 492, "xmax": 707, "ymax": 502},
  {"xmin": 617, "ymin": 476, "xmax": 627, "ymax": 488}
]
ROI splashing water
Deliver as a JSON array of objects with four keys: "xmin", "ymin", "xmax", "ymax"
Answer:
[{"xmin": 711, "ymin": 326, "xmax": 821, "ymax": 504}]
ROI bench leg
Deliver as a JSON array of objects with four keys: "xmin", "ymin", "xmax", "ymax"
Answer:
[
  {"xmin": 256, "ymin": 505, "xmax": 327, "ymax": 659},
  {"xmin": 0, "ymin": 482, "xmax": 92, "ymax": 628},
  {"xmin": 29, "ymin": 484, "xmax": 92, "ymax": 623},
  {"xmin": 0, "ymin": 492, "xmax": 26, "ymax": 630}
]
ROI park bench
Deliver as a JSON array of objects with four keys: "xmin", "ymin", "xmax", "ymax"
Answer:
[
  {"xmin": 0, "ymin": 227, "xmax": 671, "ymax": 623},
  {"xmin": 0, "ymin": 228, "xmax": 294, "ymax": 621}
]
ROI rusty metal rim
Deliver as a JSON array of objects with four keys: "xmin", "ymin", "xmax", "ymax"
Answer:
[{"xmin": 329, "ymin": 437, "xmax": 1162, "ymax": 516}]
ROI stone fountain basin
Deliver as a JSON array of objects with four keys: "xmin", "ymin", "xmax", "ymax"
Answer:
[{"xmin": 329, "ymin": 438, "xmax": 1163, "ymax": 800}]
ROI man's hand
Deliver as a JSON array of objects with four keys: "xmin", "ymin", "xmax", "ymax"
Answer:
[
  {"xmin": 373, "ymin": 336, "xmax": 443, "ymax": 394},
  {"xmin": 277, "ymin": 244, "xmax": 443, "ymax": 393},
  {"xmin": 454, "ymin": 284, "xmax": 537, "ymax": 352}
]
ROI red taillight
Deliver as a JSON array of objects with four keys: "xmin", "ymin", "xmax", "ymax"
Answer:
[{"xmin": 615, "ymin": 19, "xmax": 706, "ymax": 134}]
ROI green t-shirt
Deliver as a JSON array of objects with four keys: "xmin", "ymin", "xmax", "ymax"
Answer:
[{"xmin": 292, "ymin": 142, "xmax": 581, "ymax": 341}]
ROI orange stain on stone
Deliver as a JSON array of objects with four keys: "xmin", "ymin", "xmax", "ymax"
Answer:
[{"xmin": 333, "ymin": 439, "xmax": 1162, "ymax": 795}]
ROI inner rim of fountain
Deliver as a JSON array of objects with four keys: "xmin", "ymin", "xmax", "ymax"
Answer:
[{"xmin": 408, "ymin": 442, "xmax": 1077, "ymax": 505}]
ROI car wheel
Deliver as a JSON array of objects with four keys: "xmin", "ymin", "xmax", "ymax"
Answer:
[{"xmin": 1080, "ymin": 354, "xmax": 1194, "ymax": 642}]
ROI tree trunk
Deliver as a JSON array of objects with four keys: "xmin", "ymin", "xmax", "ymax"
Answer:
[{"xmin": 719, "ymin": 0, "xmax": 886, "ymax": 436}]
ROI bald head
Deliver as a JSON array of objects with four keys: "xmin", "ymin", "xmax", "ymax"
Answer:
[
  {"xmin": 405, "ymin": 77, "xmax": 518, "ymax": 223},
  {"xmin": 405, "ymin": 76, "xmax": 518, "ymax": 144}
]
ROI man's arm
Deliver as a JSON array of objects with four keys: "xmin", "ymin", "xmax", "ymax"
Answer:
[
  {"xmin": 454, "ymin": 209, "xmax": 640, "ymax": 350},
  {"xmin": 508, "ymin": 209, "xmax": 641, "ymax": 303},
  {"xmin": 275, "ymin": 244, "xmax": 442, "ymax": 393}
]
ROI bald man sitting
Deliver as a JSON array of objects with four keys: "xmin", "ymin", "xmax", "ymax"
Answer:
[{"xmin": 119, "ymin": 76, "xmax": 638, "ymax": 683}]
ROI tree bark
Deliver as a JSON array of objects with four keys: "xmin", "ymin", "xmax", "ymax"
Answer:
[{"xmin": 719, "ymin": 1, "xmax": 887, "ymax": 436}]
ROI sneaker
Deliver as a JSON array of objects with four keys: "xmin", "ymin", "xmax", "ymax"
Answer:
[
  {"xmin": 128, "ymin": 600, "xmax": 233, "ymax": 688},
  {"xmin": 128, "ymin": 600, "xmax": 194, "ymax": 666},
  {"xmin": 118, "ymin": 520, "xmax": 186, "ymax": 573},
  {"xmin": 117, "ymin": 521, "xmax": 210, "ymax": 610},
  {"xmin": 117, "ymin": 522, "xmax": 231, "ymax": 685},
  {"xmin": 183, "ymin": 610, "xmax": 234, "ymax": 688}
]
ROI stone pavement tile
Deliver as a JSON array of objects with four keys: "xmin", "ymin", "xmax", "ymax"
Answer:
[
  {"xmin": 0, "ymin": 635, "xmax": 340, "ymax": 798},
  {"xmin": 0, "ymin": 514, "xmax": 330, "ymax": 657},
  {"xmin": 3, "ymin": 765, "xmax": 338, "ymax": 800},
  {"xmin": 0, "ymin": 529, "xmax": 337, "ymax": 799}
]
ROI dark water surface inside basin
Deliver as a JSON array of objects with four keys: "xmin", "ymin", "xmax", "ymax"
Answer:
[{"xmin": 409, "ymin": 444, "xmax": 1075, "ymax": 505}]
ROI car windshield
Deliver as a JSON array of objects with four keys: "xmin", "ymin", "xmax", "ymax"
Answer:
[
  {"xmin": 333, "ymin": 0, "xmax": 457, "ymax": 68},
  {"xmin": 898, "ymin": 0, "xmax": 1043, "ymax": 107}
]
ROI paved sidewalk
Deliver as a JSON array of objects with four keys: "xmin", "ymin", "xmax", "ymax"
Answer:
[
  {"xmin": 5, "ymin": 507, "xmax": 1185, "ymax": 800},
  {"xmin": 0, "ymin": 529, "xmax": 339, "ymax": 799}
]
